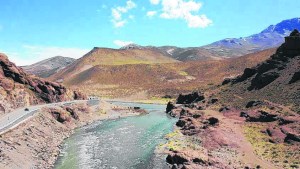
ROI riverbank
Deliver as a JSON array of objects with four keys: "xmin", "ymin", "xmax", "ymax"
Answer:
[
  {"xmin": 0, "ymin": 100, "xmax": 144, "ymax": 169},
  {"xmin": 164, "ymin": 92, "xmax": 300, "ymax": 169}
]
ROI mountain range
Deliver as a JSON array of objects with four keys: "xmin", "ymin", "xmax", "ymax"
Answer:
[
  {"xmin": 123, "ymin": 18, "xmax": 300, "ymax": 61},
  {"xmin": 17, "ymin": 17, "xmax": 300, "ymax": 101},
  {"xmin": 22, "ymin": 18, "xmax": 300, "ymax": 78}
]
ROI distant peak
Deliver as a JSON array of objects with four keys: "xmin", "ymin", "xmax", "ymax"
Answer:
[
  {"xmin": 120, "ymin": 43, "xmax": 143, "ymax": 50},
  {"xmin": 52, "ymin": 56, "xmax": 65, "ymax": 59},
  {"xmin": 260, "ymin": 17, "xmax": 300, "ymax": 34}
]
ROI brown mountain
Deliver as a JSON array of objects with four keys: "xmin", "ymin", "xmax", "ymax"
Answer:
[
  {"xmin": 49, "ymin": 45, "xmax": 275, "ymax": 100},
  {"xmin": 0, "ymin": 53, "xmax": 85, "ymax": 115},
  {"xmin": 50, "ymin": 47, "xmax": 178, "ymax": 82}
]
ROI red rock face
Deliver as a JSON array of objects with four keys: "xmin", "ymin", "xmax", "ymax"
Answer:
[{"xmin": 0, "ymin": 53, "xmax": 87, "ymax": 113}]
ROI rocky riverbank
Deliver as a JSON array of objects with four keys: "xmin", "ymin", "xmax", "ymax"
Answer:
[
  {"xmin": 163, "ymin": 92, "xmax": 300, "ymax": 169},
  {"xmin": 0, "ymin": 100, "xmax": 145, "ymax": 169}
]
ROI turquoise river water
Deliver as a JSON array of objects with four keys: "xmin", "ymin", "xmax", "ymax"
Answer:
[{"xmin": 54, "ymin": 101, "xmax": 176, "ymax": 169}]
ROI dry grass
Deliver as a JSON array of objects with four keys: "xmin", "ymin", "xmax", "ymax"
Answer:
[{"xmin": 243, "ymin": 124, "xmax": 300, "ymax": 169}]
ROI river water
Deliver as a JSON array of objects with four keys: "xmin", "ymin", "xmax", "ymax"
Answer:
[{"xmin": 54, "ymin": 102, "xmax": 176, "ymax": 169}]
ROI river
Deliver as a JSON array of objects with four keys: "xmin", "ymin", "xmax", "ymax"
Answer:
[{"xmin": 54, "ymin": 101, "xmax": 176, "ymax": 169}]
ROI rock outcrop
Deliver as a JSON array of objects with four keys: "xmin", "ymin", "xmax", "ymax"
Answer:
[
  {"xmin": 176, "ymin": 92, "xmax": 205, "ymax": 104},
  {"xmin": 223, "ymin": 30, "xmax": 300, "ymax": 90},
  {"xmin": 220, "ymin": 29, "xmax": 300, "ymax": 113},
  {"xmin": 243, "ymin": 110, "xmax": 278, "ymax": 122}
]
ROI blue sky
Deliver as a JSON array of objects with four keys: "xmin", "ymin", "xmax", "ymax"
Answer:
[{"xmin": 0, "ymin": 0, "xmax": 299, "ymax": 65}]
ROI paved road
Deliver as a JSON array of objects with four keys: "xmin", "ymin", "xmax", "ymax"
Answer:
[{"xmin": 0, "ymin": 99, "xmax": 99, "ymax": 135}]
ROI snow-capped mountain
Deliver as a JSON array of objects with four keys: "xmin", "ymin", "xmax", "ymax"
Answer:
[{"xmin": 203, "ymin": 18, "xmax": 300, "ymax": 58}]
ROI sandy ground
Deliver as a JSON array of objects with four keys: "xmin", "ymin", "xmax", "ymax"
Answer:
[{"xmin": 0, "ymin": 100, "xmax": 144, "ymax": 169}]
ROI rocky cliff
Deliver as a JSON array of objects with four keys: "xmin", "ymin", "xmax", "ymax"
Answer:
[
  {"xmin": 0, "ymin": 53, "xmax": 86, "ymax": 115},
  {"xmin": 221, "ymin": 29, "xmax": 300, "ymax": 112}
]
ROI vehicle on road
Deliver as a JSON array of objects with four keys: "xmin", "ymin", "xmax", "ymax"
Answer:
[{"xmin": 24, "ymin": 108, "xmax": 29, "ymax": 111}]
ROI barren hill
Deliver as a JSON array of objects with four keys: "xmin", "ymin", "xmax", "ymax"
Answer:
[
  {"xmin": 49, "ymin": 47, "xmax": 276, "ymax": 100},
  {"xmin": 50, "ymin": 47, "xmax": 178, "ymax": 82}
]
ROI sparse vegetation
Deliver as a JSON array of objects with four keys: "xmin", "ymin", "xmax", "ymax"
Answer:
[{"xmin": 243, "ymin": 124, "xmax": 300, "ymax": 169}]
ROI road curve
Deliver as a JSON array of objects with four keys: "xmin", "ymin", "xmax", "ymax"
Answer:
[{"xmin": 0, "ymin": 99, "xmax": 99, "ymax": 135}]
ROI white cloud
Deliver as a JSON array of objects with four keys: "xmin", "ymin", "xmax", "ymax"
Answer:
[
  {"xmin": 1, "ymin": 45, "xmax": 90, "ymax": 66},
  {"xmin": 112, "ymin": 9, "xmax": 122, "ymax": 20},
  {"xmin": 150, "ymin": 0, "xmax": 212, "ymax": 28},
  {"xmin": 185, "ymin": 14, "xmax": 212, "ymax": 28},
  {"xmin": 113, "ymin": 40, "xmax": 134, "ymax": 47},
  {"xmin": 147, "ymin": 11, "xmax": 157, "ymax": 17},
  {"xmin": 150, "ymin": 0, "xmax": 160, "ymax": 5},
  {"xmin": 112, "ymin": 20, "xmax": 127, "ymax": 28},
  {"xmin": 111, "ymin": 0, "xmax": 137, "ymax": 28}
]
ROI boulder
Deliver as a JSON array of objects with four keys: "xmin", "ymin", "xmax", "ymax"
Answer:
[
  {"xmin": 208, "ymin": 98, "xmax": 218, "ymax": 105},
  {"xmin": 219, "ymin": 106, "xmax": 230, "ymax": 112},
  {"xmin": 207, "ymin": 117, "xmax": 219, "ymax": 126},
  {"xmin": 245, "ymin": 100, "xmax": 263, "ymax": 108},
  {"xmin": 192, "ymin": 113, "xmax": 202, "ymax": 119},
  {"xmin": 176, "ymin": 120, "xmax": 186, "ymax": 127},
  {"xmin": 166, "ymin": 154, "xmax": 189, "ymax": 165},
  {"xmin": 281, "ymin": 126, "xmax": 300, "ymax": 143},
  {"xmin": 166, "ymin": 102, "xmax": 176, "ymax": 113},
  {"xmin": 176, "ymin": 92, "xmax": 205, "ymax": 104}
]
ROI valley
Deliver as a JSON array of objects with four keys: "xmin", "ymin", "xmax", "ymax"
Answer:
[{"xmin": 0, "ymin": 11, "xmax": 299, "ymax": 169}]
